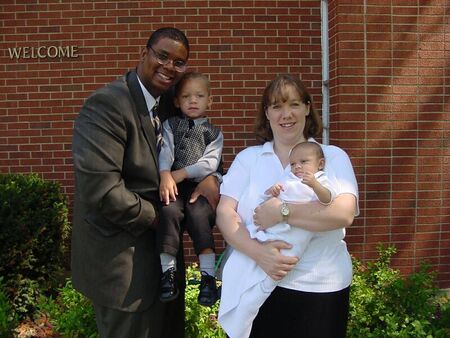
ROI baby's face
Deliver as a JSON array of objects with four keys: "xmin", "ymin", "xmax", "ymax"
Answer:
[
  {"xmin": 175, "ymin": 78, "xmax": 212, "ymax": 119},
  {"xmin": 289, "ymin": 147, "xmax": 323, "ymax": 178}
]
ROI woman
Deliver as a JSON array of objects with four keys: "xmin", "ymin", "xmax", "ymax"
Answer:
[{"xmin": 216, "ymin": 74, "xmax": 359, "ymax": 338}]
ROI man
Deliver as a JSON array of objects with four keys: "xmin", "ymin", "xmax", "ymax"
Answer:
[{"xmin": 71, "ymin": 27, "xmax": 220, "ymax": 338}]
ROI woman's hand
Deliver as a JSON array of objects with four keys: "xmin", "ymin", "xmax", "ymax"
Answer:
[
  {"xmin": 255, "ymin": 240, "xmax": 299, "ymax": 280},
  {"xmin": 253, "ymin": 197, "xmax": 283, "ymax": 230},
  {"xmin": 256, "ymin": 194, "xmax": 356, "ymax": 232},
  {"xmin": 217, "ymin": 195, "xmax": 298, "ymax": 280},
  {"xmin": 189, "ymin": 174, "xmax": 220, "ymax": 210}
]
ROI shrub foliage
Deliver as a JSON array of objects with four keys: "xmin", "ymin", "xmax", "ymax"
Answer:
[
  {"xmin": 30, "ymin": 253, "xmax": 450, "ymax": 337},
  {"xmin": 0, "ymin": 277, "xmax": 18, "ymax": 338},
  {"xmin": 348, "ymin": 245, "xmax": 450, "ymax": 337},
  {"xmin": 37, "ymin": 279, "xmax": 98, "ymax": 338},
  {"xmin": 185, "ymin": 264, "xmax": 226, "ymax": 338},
  {"xmin": 37, "ymin": 265, "xmax": 227, "ymax": 338},
  {"xmin": 0, "ymin": 173, "xmax": 70, "ymax": 319}
]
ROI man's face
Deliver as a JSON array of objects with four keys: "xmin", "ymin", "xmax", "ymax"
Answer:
[{"xmin": 137, "ymin": 37, "xmax": 188, "ymax": 98}]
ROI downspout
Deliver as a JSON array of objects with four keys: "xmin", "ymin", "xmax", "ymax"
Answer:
[{"xmin": 321, "ymin": 0, "xmax": 330, "ymax": 144}]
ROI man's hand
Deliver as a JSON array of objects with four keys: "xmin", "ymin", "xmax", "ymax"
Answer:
[
  {"xmin": 189, "ymin": 174, "xmax": 220, "ymax": 210},
  {"xmin": 159, "ymin": 171, "xmax": 178, "ymax": 205}
]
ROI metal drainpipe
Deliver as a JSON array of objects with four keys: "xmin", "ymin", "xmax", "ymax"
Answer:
[{"xmin": 321, "ymin": 0, "xmax": 330, "ymax": 144}]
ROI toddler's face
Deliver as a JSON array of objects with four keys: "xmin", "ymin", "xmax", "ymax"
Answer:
[{"xmin": 175, "ymin": 78, "xmax": 212, "ymax": 119}]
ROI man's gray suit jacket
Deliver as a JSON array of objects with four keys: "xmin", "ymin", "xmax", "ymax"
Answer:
[{"xmin": 71, "ymin": 70, "xmax": 174, "ymax": 312}]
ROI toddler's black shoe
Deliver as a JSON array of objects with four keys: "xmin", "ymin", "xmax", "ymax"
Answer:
[
  {"xmin": 198, "ymin": 271, "xmax": 218, "ymax": 306},
  {"xmin": 159, "ymin": 267, "xmax": 179, "ymax": 302}
]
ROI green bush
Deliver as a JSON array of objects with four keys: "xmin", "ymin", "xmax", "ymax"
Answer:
[
  {"xmin": 185, "ymin": 264, "xmax": 226, "ymax": 338},
  {"xmin": 36, "ymin": 266, "xmax": 226, "ymax": 338},
  {"xmin": 41, "ymin": 267, "xmax": 226, "ymax": 337},
  {"xmin": 31, "ymin": 252, "xmax": 450, "ymax": 337},
  {"xmin": 348, "ymin": 245, "xmax": 450, "ymax": 338},
  {"xmin": 0, "ymin": 277, "xmax": 17, "ymax": 338},
  {"xmin": 37, "ymin": 279, "xmax": 98, "ymax": 338},
  {"xmin": 0, "ymin": 173, "xmax": 71, "ymax": 319}
]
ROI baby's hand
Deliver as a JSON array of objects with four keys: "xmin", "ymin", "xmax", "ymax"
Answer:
[
  {"xmin": 301, "ymin": 172, "xmax": 317, "ymax": 188},
  {"xmin": 264, "ymin": 183, "xmax": 284, "ymax": 197}
]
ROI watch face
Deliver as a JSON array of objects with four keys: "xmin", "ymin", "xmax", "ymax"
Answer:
[{"xmin": 281, "ymin": 203, "xmax": 289, "ymax": 216}]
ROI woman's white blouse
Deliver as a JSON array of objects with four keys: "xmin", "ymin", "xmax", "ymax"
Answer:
[{"xmin": 220, "ymin": 140, "xmax": 359, "ymax": 292}]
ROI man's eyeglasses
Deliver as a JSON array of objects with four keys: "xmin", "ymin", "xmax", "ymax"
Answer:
[{"xmin": 148, "ymin": 46, "xmax": 187, "ymax": 72}]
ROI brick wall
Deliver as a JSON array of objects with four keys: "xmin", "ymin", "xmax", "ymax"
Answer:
[
  {"xmin": 329, "ymin": 0, "xmax": 449, "ymax": 287},
  {"xmin": 1, "ymin": 0, "xmax": 448, "ymax": 288}
]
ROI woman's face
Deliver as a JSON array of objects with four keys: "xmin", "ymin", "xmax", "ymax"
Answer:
[{"xmin": 265, "ymin": 85, "xmax": 310, "ymax": 146}]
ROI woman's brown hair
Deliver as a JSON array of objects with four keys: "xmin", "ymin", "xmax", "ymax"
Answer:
[{"xmin": 254, "ymin": 74, "xmax": 323, "ymax": 144}]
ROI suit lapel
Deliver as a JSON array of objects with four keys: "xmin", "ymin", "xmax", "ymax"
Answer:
[
  {"xmin": 158, "ymin": 87, "xmax": 178, "ymax": 122},
  {"xmin": 126, "ymin": 70, "xmax": 158, "ymax": 166}
]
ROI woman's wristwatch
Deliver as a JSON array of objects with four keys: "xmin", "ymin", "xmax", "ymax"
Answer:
[{"xmin": 280, "ymin": 201, "xmax": 290, "ymax": 222}]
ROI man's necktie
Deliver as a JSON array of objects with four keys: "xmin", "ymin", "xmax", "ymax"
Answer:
[{"xmin": 152, "ymin": 104, "xmax": 163, "ymax": 153}]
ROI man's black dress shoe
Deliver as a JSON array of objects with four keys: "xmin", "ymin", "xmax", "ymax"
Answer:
[
  {"xmin": 159, "ymin": 267, "xmax": 179, "ymax": 302},
  {"xmin": 198, "ymin": 271, "xmax": 218, "ymax": 306}
]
